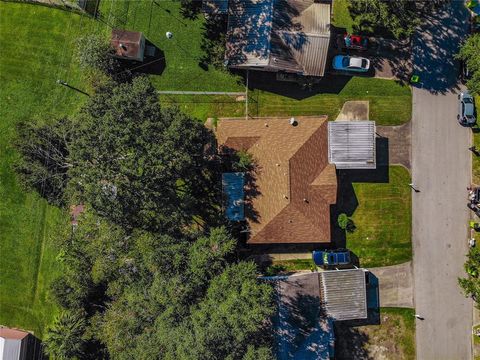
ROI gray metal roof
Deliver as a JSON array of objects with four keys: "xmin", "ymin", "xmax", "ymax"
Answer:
[
  {"xmin": 320, "ymin": 269, "xmax": 368, "ymax": 321},
  {"xmin": 328, "ymin": 121, "xmax": 376, "ymax": 169},
  {"xmin": 227, "ymin": 0, "xmax": 331, "ymax": 76}
]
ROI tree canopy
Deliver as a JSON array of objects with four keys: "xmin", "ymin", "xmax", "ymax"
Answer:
[
  {"xmin": 348, "ymin": 0, "xmax": 449, "ymax": 39},
  {"xmin": 49, "ymin": 213, "xmax": 274, "ymax": 360},
  {"xmin": 14, "ymin": 74, "xmax": 275, "ymax": 359},
  {"xmin": 457, "ymin": 33, "xmax": 480, "ymax": 95},
  {"xmin": 14, "ymin": 118, "xmax": 72, "ymax": 206},
  {"xmin": 65, "ymin": 76, "xmax": 219, "ymax": 232}
]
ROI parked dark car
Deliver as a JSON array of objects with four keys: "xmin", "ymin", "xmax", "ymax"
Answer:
[{"xmin": 312, "ymin": 249, "xmax": 351, "ymax": 268}]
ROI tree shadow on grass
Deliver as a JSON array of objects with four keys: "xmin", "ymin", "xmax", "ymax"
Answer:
[
  {"xmin": 331, "ymin": 138, "xmax": 389, "ymax": 248},
  {"xmin": 240, "ymin": 70, "xmax": 353, "ymax": 100}
]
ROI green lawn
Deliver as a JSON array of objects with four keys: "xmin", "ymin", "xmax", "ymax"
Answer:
[
  {"xmin": 100, "ymin": 0, "xmax": 412, "ymax": 125},
  {"xmin": 347, "ymin": 166, "xmax": 412, "ymax": 268},
  {"xmin": 332, "ymin": 0, "xmax": 356, "ymax": 33},
  {"xmin": 0, "ymin": 3, "xmax": 97, "ymax": 337}
]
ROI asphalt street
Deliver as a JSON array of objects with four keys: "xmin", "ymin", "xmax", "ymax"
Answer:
[{"xmin": 412, "ymin": 2, "xmax": 473, "ymax": 359}]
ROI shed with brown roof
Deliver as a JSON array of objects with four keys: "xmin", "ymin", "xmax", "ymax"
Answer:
[
  {"xmin": 111, "ymin": 29, "xmax": 146, "ymax": 62},
  {"xmin": 216, "ymin": 116, "xmax": 337, "ymax": 244},
  {"xmin": 0, "ymin": 328, "xmax": 30, "ymax": 360}
]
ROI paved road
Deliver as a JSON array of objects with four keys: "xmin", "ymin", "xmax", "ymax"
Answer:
[
  {"xmin": 370, "ymin": 262, "xmax": 413, "ymax": 308},
  {"xmin": 412, "ymin": 2, "xmax": 472, "ymax": 359}
]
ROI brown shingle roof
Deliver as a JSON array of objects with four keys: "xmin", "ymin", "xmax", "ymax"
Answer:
[
  {"xmin": 216, "ymin": 116, "xmax": 337, "ymax": 244},
  {"xmin": 111, "ymin": 29, "xmax": 145, "ymax": 61}
]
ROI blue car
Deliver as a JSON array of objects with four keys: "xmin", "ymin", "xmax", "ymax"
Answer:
[
  {"xmin": 312, "ymin": 250, "xmax": 351, "ymax": 268},
  {"xmin": 333, "ymin": 55, "xmax": 370, "ymax": 72}
]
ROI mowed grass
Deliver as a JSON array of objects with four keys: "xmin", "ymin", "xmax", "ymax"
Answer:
[
  {"xmin": 101, "ymin": 0, "xmax": 411, "ymax": 125},
  {"xmin": 0, "ymin": 3, "xmax": 97, "ymax": 337},
  {"xmin": 161, "ymin": 76, "xmax": 412, "ymax": 125},
  {"xmin": 347, "ymin": 166, "xmax": 412, "ymax": 267},
  {"xmin": 332, "ymin": 0, "xmax": 356, "ymax": 33}
]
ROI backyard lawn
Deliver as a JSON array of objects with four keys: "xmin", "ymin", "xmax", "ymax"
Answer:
[
  {"xmin": 336, "ymin": 307, "xmax": 416, "ymax": 360},
  {"xmin": 346, "ymin": 166, "xmax": 412, "ymax": 268},
  {"xmin": 0, "ymin": 3, "xmax": 96, "ymax": 337},
  {"xmin": 99, "ymin": 0, "xmax": 412, "ymax": 125}
]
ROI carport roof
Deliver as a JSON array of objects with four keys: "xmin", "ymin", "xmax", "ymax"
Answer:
[
  {"xmin": 328, "ymin": 120, "xmax": 376, "ymax": 169},
  {"xmin": 320, "ymin": 269, "xmax": 368, "ymax": 320}
]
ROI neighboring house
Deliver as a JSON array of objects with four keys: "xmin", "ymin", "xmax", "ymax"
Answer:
[
  {"xmin": 328, "ymin": 121, "xmax": 377, "ymax": 169},
  {"xmin": 111, "ymin": 29, "xmax": 146, "ymax": 62},
  {"xmin": 268, "ymin": 269, "xmax": 368, "ymax": 360},
  {"xmin": 215, "ymin": 116, "xmax": 337, "ymax": 244},
  {"xmin": 0, "ymin": 328, "xmax": 33, "ymax": 360},
  {"xmin": 225, "ymin": 0, "xmax": 332, "ymax": 77}
]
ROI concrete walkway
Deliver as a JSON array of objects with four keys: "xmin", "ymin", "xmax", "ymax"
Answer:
[
  {"xmin": 335, "ymin": 101, "xmax": 369, "ymax": 121},
  {"xmin": 369, "ymin": 261, "xmax": 413, "ymax": 308}
]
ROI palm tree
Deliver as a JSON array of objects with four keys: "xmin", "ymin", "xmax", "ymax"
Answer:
[{"xmin": 44, "ymin": 310, "xmax": 86, "ymax": 360}]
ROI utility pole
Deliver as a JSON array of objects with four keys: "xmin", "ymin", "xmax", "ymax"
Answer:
[{"xmin": 56, "ymin": 79, "xmax": 90, "ymax": 96}]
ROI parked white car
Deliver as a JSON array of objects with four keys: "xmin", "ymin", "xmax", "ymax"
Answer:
[{"xmin": 458, "ymin": 91, "xmax": 476, "ymax": 126}]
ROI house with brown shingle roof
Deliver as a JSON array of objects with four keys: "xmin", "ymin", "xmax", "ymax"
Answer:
[{"xmin": 215, "ymin": 116, "xmax": 337, "ymax": 244}]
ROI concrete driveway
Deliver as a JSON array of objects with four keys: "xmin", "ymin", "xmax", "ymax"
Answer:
[
  {"xmin": 412, "ymin": 2, "xmax": 473, "ymax": 359},
  {"xmin": 370, "ymin": 262, "xmax": 413, "ymax": 308}
]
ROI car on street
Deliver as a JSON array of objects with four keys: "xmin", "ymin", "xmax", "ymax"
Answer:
[
  {"xmin": 332, "ymin": 55, "xmax": 370, "ymax": 72},
  {"xmin": 458, "ymin": 91, "xmax": 476, "ymax": 126},
  {"xmin": 312, "ymin": 249, "xmax": 351, "ymax": 268}
]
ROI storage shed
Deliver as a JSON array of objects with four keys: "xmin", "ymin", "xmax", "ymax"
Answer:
[{"xmin": 111, "ymin": 29, "xmax": 146, "ymax": 62}]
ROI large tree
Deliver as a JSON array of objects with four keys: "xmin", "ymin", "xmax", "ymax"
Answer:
[
  {"xmin": 14, "ymin": 118, "xmax": 72, "ymax": 206},
  {"xmin": 68, "ymin": 76, "xmax": 218, "ymax": 232},
  {"xmin": 457, "ymin": 33, "xmax": 480, "ymax": 95},
  {"xmin": 43, "ymin": 310, "xmax": 87, "ymax": 360},
  {"xmin": 349, "ymin": 0, "xmax": 449, "ymax": 39},
  {"xmin": 459, "ymin": 246, "xmax": 480, "ymax": 304},
  {"xmin": 48, "ymin": 212, "xmax": 274, "ymax": 360}
]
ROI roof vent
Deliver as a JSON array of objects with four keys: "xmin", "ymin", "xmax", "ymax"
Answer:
[
  {"xmin": 264, "ymin": 123, "xmax": 268, "ymax": 127},
  {"xmin": 283, "ymin": 195, "xmax": 288, "ymax": 199},
  {"xmin": 120, "ymin": 43, "xmax": 127, "ymax": 50},
  {"xmin": 289, "ymin": 117, "xmax": 298, "ymax": 127}
]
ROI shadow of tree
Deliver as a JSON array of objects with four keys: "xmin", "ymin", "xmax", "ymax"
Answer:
[
  {"xmin": 179, "ymin": 0, "xmax": 202, "ymax": 20},
  {"xmin": 334, "ymin": 322, "xmax": 372, "ymax": 360},
  {"xmin": 331, "ymin": 138, "xmax": 389, "ymax": 248},
  {"xmin": 218, "ymin": 145, "xmax": 262, "ymax": 225},
  {"xmin": 412, "ymin": 0, "xmax": 470, "ymax": 94}
]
